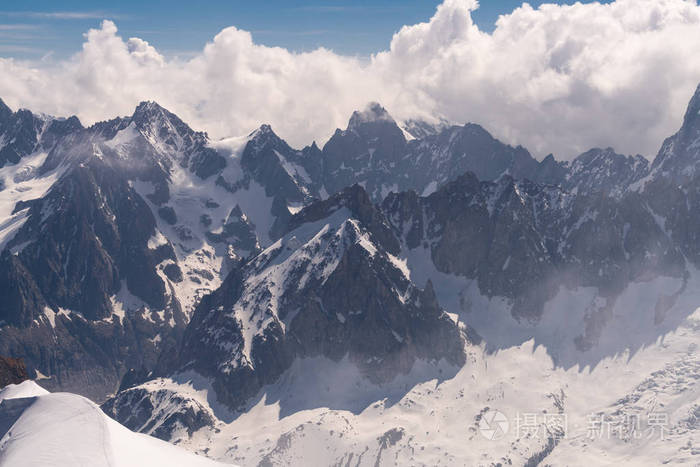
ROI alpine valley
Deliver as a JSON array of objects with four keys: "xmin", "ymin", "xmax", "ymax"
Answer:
[{"xmin": 1, "ymin": 83, "xmax": 700, "ymax": 465}]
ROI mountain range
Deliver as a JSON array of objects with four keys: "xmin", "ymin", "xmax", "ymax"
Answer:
[{"xmin": 2, "ymin": 84, "xmax": 700, "ymax": 465}]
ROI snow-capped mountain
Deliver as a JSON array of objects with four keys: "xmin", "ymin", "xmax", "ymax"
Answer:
[
  {"xmin": 0, "ymin": 98, "xmax": 82, "ymax": 169},
  {"xmin": 2, "ymin": 83, "xmax": 700, "ymax": 465},
  {"xmin": 0, "ymin": 101, "xmax": 322, "ymax": 400},
  {"xmin": 382, "ymin": 170, "xmax": 682, "ymax": 337},
  {"xmin": 168, "ymin": 185, "xmax": 465, "ymax": 410},
  {"xmin": 0, "ymin": 96, "xmax": 584, "ymax": 401},
  {"xmin": 561, "ymin": 147, "xmax": 649, "ymax": 197},
  {"xmin": 319, "ymin": 102, "xmax": 551, "ymax": 200}
]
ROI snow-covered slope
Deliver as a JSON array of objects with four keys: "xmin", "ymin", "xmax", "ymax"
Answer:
[
  {"xmin": 0, "ymin": 150, "xmax": 66, "ymax": 251},
  {"xmin": 0, "ymin": 381, "xmax": 48, "ymax": 400},
  {"xmin": 0, "ymin": 381, "xmax": 229, "ymax": 467},
  {"xmin": 101, "ymin": 301, "xmax": 700, "ymax": 466}
]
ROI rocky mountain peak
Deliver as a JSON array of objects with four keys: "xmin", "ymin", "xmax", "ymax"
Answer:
[
  {"xmin": 671, "ymin": 82, "xmax": 700, "ymax": 157},
  {"xmin": 347, "ymin": 102, "xmax": 396, "ymax": 132},
  {"xmin": 0, "ymin": 103, "xmax": 46, "ymax": 167},
  {"xmin": 681, "ymin": 82, "xmax": 700, "ymax": 133},
  {"xmin": 439, "ymin": 170, "xmax": 483, "ymax": 195},
  {"xmin": 257, "ymin": 123, "xmax": 273, "ymax": 133},
  {"xmin": 120, "ymin": 100, "xmax": 228, "ymax": 179},
  {"xmin": 242, "ymin": 124, "xmax": 302, "ymax": 175},
  {"xmin": 132, "ymin": 100, "xmax": 168, "ymax": 121},
  {"xmin": 564, "ymin": 147, "xmax": 649, "ymax": 195},
  {"xmin": 321, "ymin": 103, "xmax": 408, "ymax": 199},
  {"xmin": 650, "ymin": 84, "xmax": 700, "ymax": 178},
  {"xmin": 0, "ymin": 98, "xmax": 12, "ymax": 122},
  {"xmin": 574, "ymin": 147, "xmax": 617, "ymax": 164},
  {"xmin": 534, "ymin": 153, "xmax": 568, "ymax": 185},
  {"xmin": 460, "ymin": 122, "xmax": 491, "ymax": 138},
  {"xmin": 129, "ymin": 100, "xmax": 201, "ymax": 144},
  {"xmin": 287, "ymin": 184, "xmax": 373, "ymax": 229},
  {"xmin": 46, "ymin": 115, "xmax": 83, "ymax": 134},
  {"xmin": 286, "ymin": 184, "xmax": 400, "ymax": 254},
  {"xmin": 249, "ymin": 123, "xmax": 282, "ymax": 148}
]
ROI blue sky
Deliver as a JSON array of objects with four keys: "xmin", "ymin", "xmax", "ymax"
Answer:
[{"xmin": 1, "ymin": 0, "xmax": 613, "ymax": 59}]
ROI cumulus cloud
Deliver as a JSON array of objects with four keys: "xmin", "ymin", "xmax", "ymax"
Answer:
[{"xmin": 1, "ymin": 0, "xmax": 700, "ymax": 159}]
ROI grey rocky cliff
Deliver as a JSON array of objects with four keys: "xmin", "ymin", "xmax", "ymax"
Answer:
[
  {"xmin": 382, "ymin": 169, "xmax": 684, "ymax": 343},
  {"xmin": 0, "ymin": 154, "xmax": 186, "ymax": 400}
]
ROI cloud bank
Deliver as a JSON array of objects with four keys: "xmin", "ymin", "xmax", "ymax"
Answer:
[{"xmin": 2, "ymin": 0, "xmax": 700, "ymax": 159}]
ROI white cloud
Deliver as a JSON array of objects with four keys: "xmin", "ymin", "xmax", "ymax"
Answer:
[{"xmin": 1, "ymin": 0, "xmax": 700, "ymax": 160}]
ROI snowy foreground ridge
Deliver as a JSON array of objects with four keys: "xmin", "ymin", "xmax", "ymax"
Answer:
[{"xmin": 0, "ymin": 381, "xmax": 230, "ymax": 467}]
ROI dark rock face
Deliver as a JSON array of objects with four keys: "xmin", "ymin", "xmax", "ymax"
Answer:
[
  {"xmin": 405, "ymin": 123, "xmax": 541, "ymax": 194},
  {"xmin": 0, "ymin": 356, "xmax": 29, "ymax": 388},
  {"xmin": 158, "ymin": 206, "xmax": 178, "ymax": 225},
  {"xmin": 535, "ymin": 153, "xmax": 568, "ymax": 185},
  {"xmin": 241, "ymin": 125, "xmax": 313, "ymax": 203},
  {"xmin": 382, "ymin": 171, "xmax": 684, "ymax": 322},
  {"xmin": 190, "ymin": 148, "xmax": 227, "ymax": 180},
  {"xmin": 0, "ymin": 99, "xmax": 84, "ymax": 168},
  {"xmin": 562, "ymin": 147, "xmax": 649, "ymax": 196},
  {"xmin": 163, "ymin": 263, "xmax": 184, "ymax": 283},
  {"xmin": 644, "ymin": 83, "xmax": 700, "ymax": 266},
  {"xmin": 321, "ymin": 103, "xmax": 408, "ymax": 199},
  {"xmin": 0, "ymin": 108, "xmax": 44, "ymax": 167},
  {"xmin": 117, "ymin": 367, "xmax": 152, "ymax": 392},
  {"xmin": 173, "ymin": 186, "xmax": 466, "ymax": 410},
  {"xmin": 236, "ymin": 124, "xmax": 319, "ymax": 240},
  {"xmin": 318, "ymin": 103, "xmax": 542, "ymax": 201},
  {"xmin": 0, "ymin": 305, "xmax": 183, "ymax": 401},
  {"xmin": 0, "ymin": 143, "xmax": 185, "ymax": 400},
  {"xmin": 8, "ymin": 159, "xmax": 174, "ymax": 317},
  {"xmin": 0, "ymin": 251, "xmax": 47, "ymax": 328}
]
